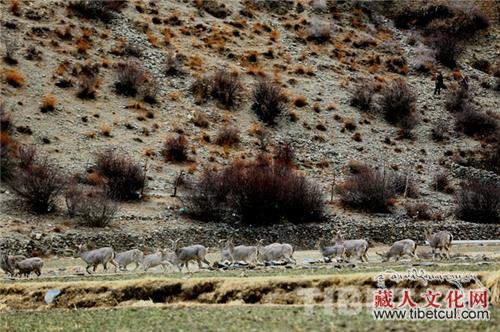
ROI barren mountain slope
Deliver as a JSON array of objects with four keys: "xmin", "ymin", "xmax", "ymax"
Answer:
[{"xmin": 0, "ymin": 0, "xmax": 498, "ymax": 250}]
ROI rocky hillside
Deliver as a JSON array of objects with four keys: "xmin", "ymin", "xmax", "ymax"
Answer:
[{"xmin": 0, "ymin": 0, "xmax": 499, "ymax": 253}]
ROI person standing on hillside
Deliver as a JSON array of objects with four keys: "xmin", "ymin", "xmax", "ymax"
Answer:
[
  {"xmin": 460, "ymin": 75, "xmax": 469, "ymax": 90},
  {"xmin": 434, "ymin": 72, "xmax": 446, "ymax": 95}
]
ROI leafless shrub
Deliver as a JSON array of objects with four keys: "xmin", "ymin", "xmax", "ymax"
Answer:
[
  {"xmin": 94, "ymin": 150, "xmax": 146, "ymax": 201},
  {"xmin": 190, "ymin": 70, "xmax": 243, "ymax": 108},
  {"xmin": 431, "ymin": 119, "xmax": 449, "ymax": 142},
  {"xmin": 65, "ymin": 183, "xmax": 84, "ymax": 218},
  {"xmin": 9, "ymin": 152, "xmax": 65, "ymax": 214},
  {"xmin": 337, "ymin": 163, "xmax": 419, "ymax": 212},
  {"xmin": 251, "ymin": 79, "xmax": 287, "ymax": 125},
  {"xmin": 114, "ymin": 61, "xmax": 149, "ymax": 97},
  {"xmin": 17, "ymin": 145, "xmax": 36, "ymax": 170},
  {"xmin": 210, "ymin": 70, "xmax": 243, "ymax": 107},
  {"xmin": 190, "ymin": 75, "xmax": 211, "ymax": 104},
  {"xmin": 77, "ymin": 190, "xmax": 118, "ymax": 227},
  {"xmin": 192, "ymin": 111, "xmax": 209, "ymax": 128},
  {"xmin": 454, "ymin": 106, "xmax": 498, "ymax": 138},
  {"xmin": 215, "ymin": 126, "xmax": 240, "ymax": 147},
  {"xmin": 123, "ymin": 41, "xmax": 143, "ymax": 58},
  {"xmin": 432, "ymin": 171, "xmax": 454, "ymax": 193},
  {"xmin": 188, "ymin": 157, "xmax": 324, "ymax": 224},
  {"xmin": 390, "ymin": 171, "xmax": 419, "ymax": 198},
  {"xmin": 455, "ymin": 180, "xmax": 499, "ymax": 224},
  {"xmin": 336, "ymin": 164, "xmax": 395, "ymax": 213},
  {"xmin": 0, "ymin": 132, "xmax": 15, "ymax": 182},
  {"xmin": 472, "ymin": 59, "xmax": 490, "ymax": 73},
  {"xmin": 162, "ymin": 134, "xmax": 188, "ymax": 162},
  {"xmin": 274, "ymin": 143, "xmax": 295, "ymax": 167},
  {"xmin": 428, "ymin": 34, "xmax": 463, "ymax": 68},
  {"xmin": 77, "ymin": 73, "xmax": 98, "ymax": 99},
  {"xmin": 445, "ymin": 84, "xmax": 472, "ymax": 113},
  {"xmin": 350, "ymin": 80, "xmax": 375, "ymax": 111},
  {"xmin": 377, "ymin": 78, "xmax": 418, "ymax": 136}
]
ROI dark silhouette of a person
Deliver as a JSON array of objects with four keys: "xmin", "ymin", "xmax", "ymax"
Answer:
[{"xmin": 434, "ymin": 73, "xmax": 445, "ymax": 95}]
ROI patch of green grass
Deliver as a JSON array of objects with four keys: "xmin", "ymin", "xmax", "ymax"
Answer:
[{"xmin": 0, "ymin": 306, "xmax": 497, "ymax": 332}]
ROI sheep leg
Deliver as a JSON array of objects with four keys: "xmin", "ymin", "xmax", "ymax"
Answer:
[
  {"xmin": 445, "ymin": 248, "xmax": 450, "ymax": 260},
  {"xmin": 86, "ymin": 265, "xmax": 92, "ymax": 274},
  {"xmin": 202, "ymin": 258, "xmax": 210, "ymax": 267},
  {"xmin": 109, "ymin": 259, "xmax": 118, "ymax": 273},
  {"xmin": 103, "ymin": 262, "xmax": 108, "ymax": 272},
  {"xmin": 362, "ymin": 253, "xmax": 368, "ymax": 263}
]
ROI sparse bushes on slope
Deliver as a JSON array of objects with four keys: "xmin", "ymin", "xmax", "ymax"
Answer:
[
  {"xmin": 251, "ymin": 79, "xmax": 287, "ymax": 125},
  {"xmin": 445, "ymin": 85, "xmax": 499, "ymax": 139},
  {"xmin": 162, "ymin": 134, "xmax": 188, "ymax": 162},
  {"xmin": 350, "ymin": 80, "xmax": 375, "ymax": 111},
  {"xmin": 191, "ymin": 70, "xmax": 243, "ymax": 108},
  {"xmin": 77, "ymin": 72, "xmax": 99, "ymax": 99},
  {"xmin": 429, "ymin": 33, "xmax": 463, "ymax": 68},
  {"xmin": 188, "ymin": 155, "xmax": 324, "ymax": 224},
  {"xmin": 65, "ymin": 185, "xmax": 118, "ymax": 227},
  {"xmin": 454, "ymin": 107, "xmax": 498, "ymax": 138},
  {"xmin": 9, "ymin": 150, "xmax": 65, "ymax": 214},
  {"xmin": 392, "ymin": 2, "xmax": 489, "ymax": 68},
  {"xmin": 377, "ymin": 79, "xmax": 418, "ymax": 137},
  {"xmin": 445, "ymin": 85, "xmax": 471, "ymax": 113},
  {"xmin": 455, "ymin": 180, "xmax": 499, "ymax": 224},
  {"xmin": 336, "ymin": 165, "xmax": 395, "ymax": 213},
  {"xmin": 114, "ymin": 61, "xmax": 158, "ymax": 102},
  {"xmin": 215, "ymin": 126, "xmax": 240, "ymax": 147},
  {"xmin": 336, "ymin": 162, "xmax": 419, "ymax": 213},
  {"xmin": 94, "ymin": 149, "xmax": 146, "ymax": 201},
  {"xmin": 211, "ymin": 70, "xmax": 243, "ymax": 107},
  {"xmin": 0, "ymin": 106, "xmax": 13, "ymax": 133},
  {"xmin": 432, "ymin": 171, "xmax": 454, "ymax": 193}
]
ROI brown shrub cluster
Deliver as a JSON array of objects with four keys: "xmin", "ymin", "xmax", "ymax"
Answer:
[
  {"xmin": 251, "ymin": 79, "xmax": 288, "ymax": 125},
  {"xmin": 188, "ymin": 155, "xmax": 324, "ymax": 224},
  {"xmin": 94, "ymin": 150, "xmax": 146, "ymax": 201},
  {"xmin": 65, "ymin": 185, "xmax": 118, "ymax": 227},
  {"xmin": 336, "ymin": 162, "xmax": 418, "ymax": 213},
  {"xmin": 445, "ymin": 85, "xmax": 498, "ymax": 139},
  {"xmin": 350, "ymin": 80, "xmax": 375, "ymax": 111},
  {"xmin": 392, "ymin": 2, "xmax": 489, "ymax": 68},
  {"xmin": 215, "ymin": 126, "xmax": 240, "ymax": 147},
  {"xmin": 191, "ymin": 70, "xmax": 243, "ymax": 108},
  {"xmin": 377, "ymin": 79, "xmax": 418, "ymax": 137},
  {"xmin": 114, "ymin": 61, "xmax": 158, "ymax": 103},
  {"xmin": 162, "ymin": 134, "xmax": 188, "ymax": 162},
  {"xmin": 455, "ymin": 180, "xmax": 499, "ymax": 224},
  {"xmin": 8, "ymin": 148, "xmax": 65, "ymax": 214}
]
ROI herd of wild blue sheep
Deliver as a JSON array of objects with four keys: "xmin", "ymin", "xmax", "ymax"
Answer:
[{"xmin": 0, "ymin": 230, "xmax": 454, "ymax": 277}]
